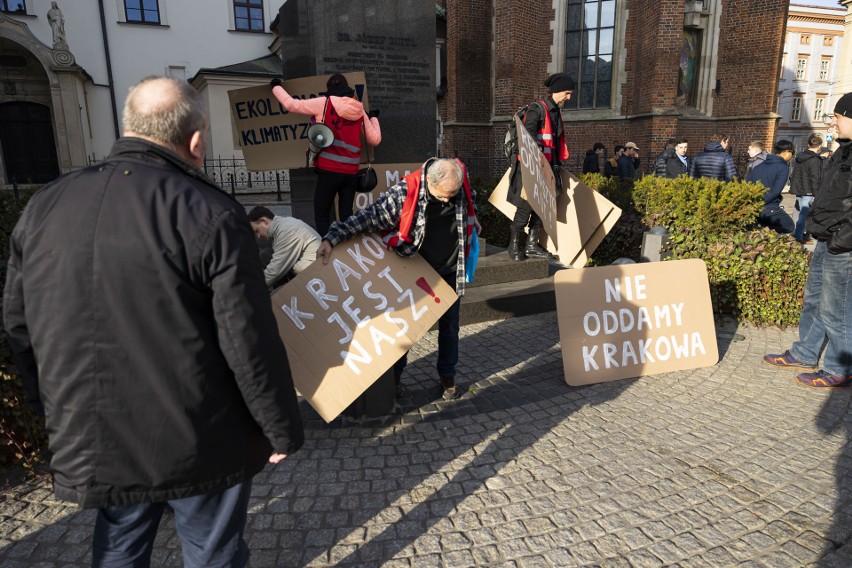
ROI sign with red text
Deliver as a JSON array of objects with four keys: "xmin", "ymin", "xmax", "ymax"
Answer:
[
  {"xmin": 271, "ymin": 234, "xmax": 456, "ymax": 422},
  {"xmin": 489, "ymin": 168, "xmax": 621, "ymax": 268},
  {"xmin": 514, "ymin": 116, "xmax": 559, "ymax": 242},
  {"xmin": 228, "ymin": 72, "xmax": 369, "ymax": 171},
  {"xmin": 554, "ymin": 259, "xmax": 718, "ymax": 385}
]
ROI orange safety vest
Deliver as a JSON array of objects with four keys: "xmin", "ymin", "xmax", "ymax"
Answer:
[
  {"xmin": 315, "ymin": 99, "xmax": 363, "ymax": 175},
  {"xmin": 531, "ymin": 99, "xmax": 570, "ymax": 163}
]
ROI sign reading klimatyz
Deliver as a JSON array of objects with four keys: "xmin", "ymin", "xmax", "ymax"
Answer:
[
  {"xmin": 554, "ymin": 259, "xmax": 718, "ymax": 385},
  {"xmin": 270, "ymin": 234, "xmax": 456, "ymax": 422},
  {"xmin": 228, "ymin": 72, "xmax": 369, "ymax": 171}
]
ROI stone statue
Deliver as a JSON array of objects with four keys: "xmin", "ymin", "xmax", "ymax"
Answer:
[{"xmin": 47, "ymin": 2, "xmax": 67, "ymax": 48}]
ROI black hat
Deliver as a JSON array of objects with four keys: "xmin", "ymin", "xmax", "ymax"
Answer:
[
  {"xmin": 834, "ymin": 92, "xmax": 852, "ymax": 117},
  {"xmin": 326, "ymin": 85, "xmax": 355, "ymax": 97},
  {"xmin": 544, "ymin": 73, "xmax": 575, "ymax": 93}
]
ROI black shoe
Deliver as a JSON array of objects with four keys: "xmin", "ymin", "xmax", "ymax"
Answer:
[
  {"xmin": 525, "ymin": 227, "xmax": 553, "ymax": 259},
  {"xmin": 395, "ymin": 383, "xmax": 406, "ymax": 399}
]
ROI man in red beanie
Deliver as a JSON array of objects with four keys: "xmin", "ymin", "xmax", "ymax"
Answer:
[{"xmin": 763, "ymin": 92, "xmax": 852, "ymax": 388}]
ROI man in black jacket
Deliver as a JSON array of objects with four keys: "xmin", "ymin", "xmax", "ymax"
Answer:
[
  {"xmin": 762, "ymin": 92, "xmax": 852, "ymax": 389},
  {"xmin": 507, "ymin": 72, "xmax": 573, "ymax": 261},
  {"xmin": 3, "ymin": 76, "xmax": 304, "ymax": 566},
  {"xmin": 790, "ymin": 133, "xmax": 825, "ymax": 243},
  {"xmin": 689, "ymin": 133, "xmax": 737, "ymax": 181}
]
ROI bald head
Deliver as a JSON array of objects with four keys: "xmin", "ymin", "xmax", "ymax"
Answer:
[{"xmin": 122, "ymin": 76, "xmax": 206, "ymax": 151}]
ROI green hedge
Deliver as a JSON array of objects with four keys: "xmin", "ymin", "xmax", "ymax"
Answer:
[
  {"xmin": 629, "ymin": 175, "xmax": 809, "ymax": 327},
  {"xmin": 0, "ymin": 188, "xmax": 47, "ymax": 473}
]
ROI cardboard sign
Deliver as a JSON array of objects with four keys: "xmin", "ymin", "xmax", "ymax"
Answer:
[
  {"xmin": 514, "ymin": 116, "xmax": 559, "ymax": 242},
  {"xmin": 271, "ymin": 233, "xmax": 456, "ymax": 422},
  {"xmin": 554, "ymin": 259, "xmax": 718, "ymax": 385},
  {"xmin": 489, "ymin": 168, "xmax": 621, "ymax": 268},
  {"xmin": 228, "ymin": 72, "xmax": 369, "ymax": 171},
  {"xmin": 353, "ymin": 163, "xmax": 422, "ymax": 212}
]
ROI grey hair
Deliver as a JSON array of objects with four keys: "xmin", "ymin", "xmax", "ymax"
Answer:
[
  {"xmin": 122, "ymin": 76, "xmax": 206, "ymax": 147},
  {"xmin": 425, "ymin": 158, "xmax": 463, "ymax": 191}
]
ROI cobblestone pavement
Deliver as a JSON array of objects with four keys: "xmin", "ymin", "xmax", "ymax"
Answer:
[{"xmin": 1, "ymin": 313, "xmax": 850, "ymax": 567}]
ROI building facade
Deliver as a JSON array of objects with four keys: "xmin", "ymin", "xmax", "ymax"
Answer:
[
  {"xmin": 438, "ymin": 0, "xmax": 790, "ymax": 179},
  {"xmin": 0, "ymin": 0, "xmax": 280, "ymax": 185},
  {"xmin": 776, "ymin": 3, "xmax": 845, "ymax": 151}
]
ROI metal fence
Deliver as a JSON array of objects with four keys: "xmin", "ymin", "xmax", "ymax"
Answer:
[{"xmin": 202, "ymin": 157, "xmax": 290, "ymax": 199}]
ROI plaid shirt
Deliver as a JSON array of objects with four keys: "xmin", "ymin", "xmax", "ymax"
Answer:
[{"xmin": 324, "ymin": 168, "xmax": 477, "ymax": 296}]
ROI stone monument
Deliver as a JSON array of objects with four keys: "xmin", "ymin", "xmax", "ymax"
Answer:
[{"xmin": 277, "ymin": 0, "xmax": 436, "ymax": 226}]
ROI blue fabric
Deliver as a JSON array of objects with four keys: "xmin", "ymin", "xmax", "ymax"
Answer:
[
  {"xmin": 795, "ymin": 195, "xmax": 814, "ymax": 241},
  {"xmin": 746, "ymin": 153, "xmax": 790, "ymax": 208},
  {"xmin": 465, "ymin": 228, "xmax": 479, "ymax": 283},
  {"xmin": 758, "ymin": 204, "xmax": 794, "ymax": 234},
  {"xmin": 791, "ymin": 241, "xmax": 852, "ymax": 377},
  {"xmin": 393, "ymin": 272, "xmax": 461, "ymax": 381},
  {"xmin": 92, "ymin": 481, "xmax": 252, "ymax": 568}
]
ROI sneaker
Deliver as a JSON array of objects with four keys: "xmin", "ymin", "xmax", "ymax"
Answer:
[
  {"xmin": 796, "ymin": 370, "xmax": 852, "ymax": 389},
  {"xmin": 438, "ymin": 376, "xmax": 460, "ymax": 401},
  {"xmin": 441, "ymin": 385, "xmax": 461, "ymax": 401},
  {"xmin": 762, "ymin": 350, "xmax": 817, "ymax": 371}
]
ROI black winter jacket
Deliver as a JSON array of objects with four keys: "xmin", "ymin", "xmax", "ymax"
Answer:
[
  {"xmin": 664, "ymin": 155, "xmax": 690, "ymax": 179},
  {"xmin": 790, "ymin": 150, "xmax": 823, "ymax": 197},
  {"xmin": 3, "ymin": 138, "xmax": 304, "ymax": 508},
  {"xmin": 689, "ymin": 142, "xmax": 737, "ymax": 181},
  {"xmin": 582, "ymin": 150, "xmax": 601, "ymax": 174},
  {"xmin": 654, "ymin": 148, "xmax": 676, "ymax": 177},
  {"xmin": 807, "ymin": 139, "xmax": 852, "ymax": 253}
]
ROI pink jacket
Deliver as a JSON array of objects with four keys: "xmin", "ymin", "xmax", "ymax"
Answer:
[{"xmin": 271, "ymin": 85, "xmax": 382, "ymax": 146}]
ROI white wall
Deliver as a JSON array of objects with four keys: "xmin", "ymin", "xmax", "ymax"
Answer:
[{"xmin": 5, "ymin": 0, "xmax": 277, "ymax": 155}]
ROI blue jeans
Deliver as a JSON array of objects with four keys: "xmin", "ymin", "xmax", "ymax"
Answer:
[
  {"xmin": 794, "ymin": 195, "xmax": 814, "ymax": 241},
  {"xmin": 394, "ymin": 272, "xmax": 461, "ymax": 382},
  {"xmin": 790, "ymin": 241, "xmax": 852, "ymax": 376},
  {"xmin": 92, "ymin": 481, "xmax": 252, "ymax": 568}
]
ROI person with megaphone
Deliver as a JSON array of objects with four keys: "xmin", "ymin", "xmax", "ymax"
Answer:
[{"xmin": 271, "ymin": 73, "xmax": 382, "ymax": 235}]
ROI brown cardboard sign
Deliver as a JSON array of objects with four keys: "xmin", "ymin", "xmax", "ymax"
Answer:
[
  {"xmin": 514, "ymin": 116, "xmax": 559, "ymax": 242},
  {"xmin": 353, "ymin": 163, "xmax": 422, "ymax": 212},
  {"xmin": 228, "ymin": 72, "xmax": 369, "ymax": 171},
  {"xmin": 271, "ymin": 233, "xmax": 456, "ymax": 422},
  {"xmin": 554, "ymin": 259, "xmax": 718, "ymax": 385},
  {"xmin": 488, "ymin": 168, "xmax": 621, "ymax": 268}
]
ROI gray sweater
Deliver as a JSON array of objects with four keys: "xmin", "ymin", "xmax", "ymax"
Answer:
[{"xmin": 265, "ymin": 216, "xmax": 321, "ymax": 285}]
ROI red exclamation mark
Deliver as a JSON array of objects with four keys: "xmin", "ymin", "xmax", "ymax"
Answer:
[{"xmin": 416, "ymin": 277, "xmax": 440, "ymax": 303}]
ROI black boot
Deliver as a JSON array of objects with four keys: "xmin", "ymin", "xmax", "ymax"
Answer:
[
  {"xmin": 508, "ymin": 229, "xmax": 525, "ymax": 261},
  {"xmin": 525, "ymin": 227, "xmax": 553, "ymax": 259}
]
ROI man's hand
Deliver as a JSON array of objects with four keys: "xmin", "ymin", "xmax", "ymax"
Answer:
[
  {"xmin": 268, "ymin": 453, "xmax": 288, "ymax": 464},
  {"xmin": 317, "ymin": 240, "xmax": 334, "ymax": 264},
  {"xmin": 270, "ymin": 78, "xmax": 283, "ymax": 89}
]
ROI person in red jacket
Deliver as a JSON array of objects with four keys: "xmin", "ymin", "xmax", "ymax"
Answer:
[{"xmin": 271, "ymin": 73, "xmax": 382, "ymax": 235}]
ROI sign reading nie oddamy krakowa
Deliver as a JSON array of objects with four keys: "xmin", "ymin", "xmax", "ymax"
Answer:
[
  {"xmin": 228, "ymin": 72, "xmax": 369, "ymax": 171},
  {"xmin": 555, "ymin": 259, "xmax": 718, "ymax": 385},
  {"xmin": 270, "ymin": 234, "xmax": 456, "ymax": 422},
  {"xmin": 514, "ymin": 115, "xmax": 559, "ymax": 244}
]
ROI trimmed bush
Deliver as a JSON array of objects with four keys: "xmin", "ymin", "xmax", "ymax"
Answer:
[
  {"xmin": 471, "ymin": 175, "xmax": 510, "ymax": 247},
  {"xmin": 629, "ymin": 175, "xmax": 808, "ymax": 327},
  {"xmin": 580, "ymin": 173, "xmax": 646, "ymax": 266}
]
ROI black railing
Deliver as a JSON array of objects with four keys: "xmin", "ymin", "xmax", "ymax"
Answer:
[{"xmin": 203, "ymin": 157, "xmax": 290, "ymax": 200}]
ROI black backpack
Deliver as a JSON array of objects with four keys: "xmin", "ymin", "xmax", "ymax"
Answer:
[{"xmin": 502, "ymin": 100, "xmax": 546, "ymax": 166}]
